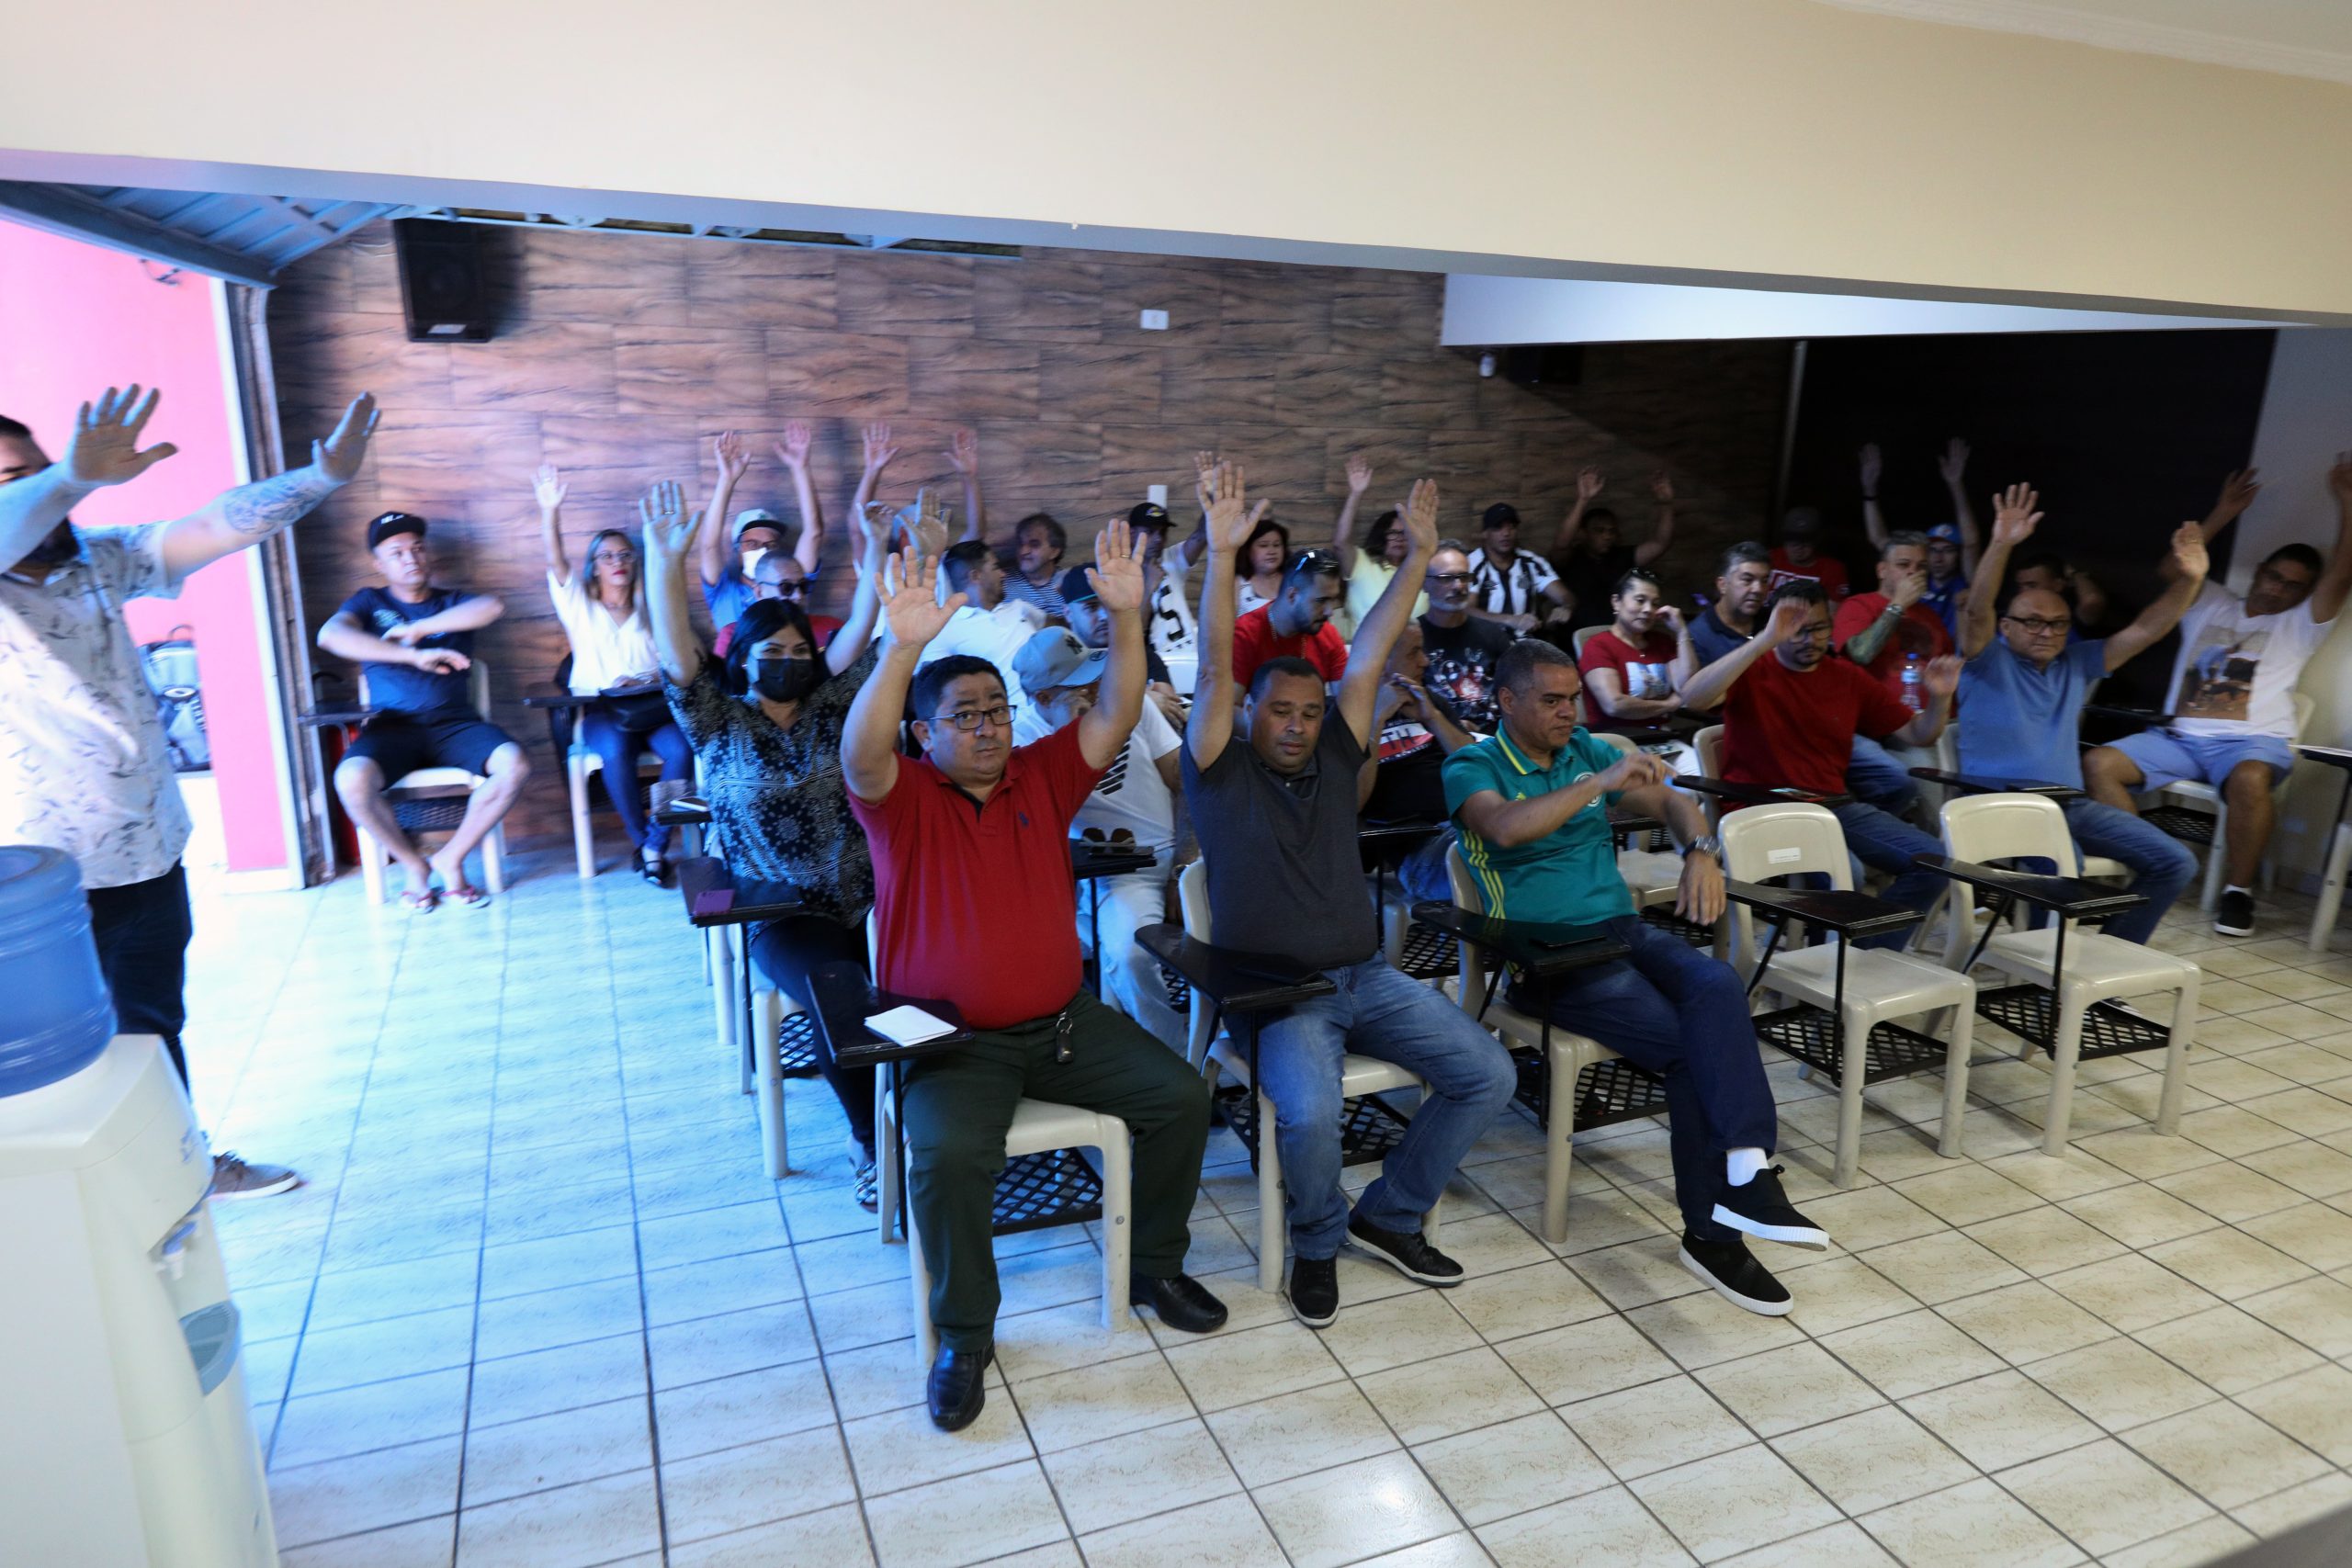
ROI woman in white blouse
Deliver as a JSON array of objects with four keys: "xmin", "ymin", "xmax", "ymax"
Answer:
[{"xmin": 537, "ymin": 465, "xmax": 693, "ymax": 882}]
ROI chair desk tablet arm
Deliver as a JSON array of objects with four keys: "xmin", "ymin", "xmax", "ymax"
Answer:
[
  {"xmin": 1134, "ymin": 925, "xmax": 1336, "ymax": 1015},
  {"xmin": 1677, "ymin": 775, "xmax": 1851, "ymax": 809},
  {"xmin": 1907, "ymin": 853, "xmax": 2145, "ymax": 922},
  {"xmin": 1722, "ymin": 879, "xmax": 1928, "ymax": 944},
  {"xmin": 1905, "ymin": 768, "xmax": 2081, "ymax": 802}
]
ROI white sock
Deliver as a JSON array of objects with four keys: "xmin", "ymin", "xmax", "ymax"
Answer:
[
  {"xmin": 1725, "ymin": 1148, "xmax": 1770, "ymax": 1186},
  {"xmin": 2224, "ymin": 885, "xmax": 2251, "ymax": 897}
]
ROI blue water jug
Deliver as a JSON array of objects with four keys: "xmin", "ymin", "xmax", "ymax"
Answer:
[{"xmin": 0, "ymin": 845, "xmax": 116, "ymax": 1096}]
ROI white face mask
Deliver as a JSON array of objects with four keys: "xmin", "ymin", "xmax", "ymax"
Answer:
[{"xmin": 740, "ymin": 546, "xmax": 766, "ymax": 577}]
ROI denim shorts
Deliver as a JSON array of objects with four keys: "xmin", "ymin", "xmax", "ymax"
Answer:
[{"xmin": 2110, "ymin": 728, "xmax": 2295, "ymax": 793}]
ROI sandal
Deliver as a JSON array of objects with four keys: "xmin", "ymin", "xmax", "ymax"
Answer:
[
  {"xmin": 442, "ymin": 882, "xmax": 492, "ymax": 909},
  {"xmin": 400, "ymin": 888, "xmax": 439, "ymax": 914}
]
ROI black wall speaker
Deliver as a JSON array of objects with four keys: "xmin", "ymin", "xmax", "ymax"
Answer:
[
  {"xmin": 1500, "ymin": 345, "xmax": 1584, "ymax": 388},
  {"xmin": 392, "ymin": 218, "xmax": 492, "ymax": 343}
]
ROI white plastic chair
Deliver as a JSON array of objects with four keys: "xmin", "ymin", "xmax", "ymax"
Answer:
[
  {"xmin": 1572, "ymin": 625, "xmax": 1604, "ymax": 657},
  {"xmin": 1441, "ymin": 846, "xmax": 1623, "ymax": 1245},
  {"xmin": 1178, "ymin": 862, "xmax": 1437, "ymax": 1292},
  {"xmin": 1719, "ymin": 802, "xmax": 1975, "ymax": 1186},
  {"xmin": 354, "ymin": 662, "xmax": 509, "ymax": 903},
  {"xmin": 2145, "ymin": 692, "xmax": 2314, "ymax": 911},
  {"xmin": 1940, "ymin": 794, "xmax": 2199, "ymax": 1155},
  {"xmin": 567, "ymin": 739, "xmax": 665, "ymax": 879},
  {"xmin": 1591, "ymin": 730, "xmax": 1688, "ymax": 910},
  {"xmin": 865, "ymin": 916, "xmax": 1135, "ymax": 1364}
]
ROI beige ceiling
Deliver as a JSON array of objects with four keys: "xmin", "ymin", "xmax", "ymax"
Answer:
[{"xmin": 1819, "ymin": 0, "xmax": 2352, "ymax": 82}]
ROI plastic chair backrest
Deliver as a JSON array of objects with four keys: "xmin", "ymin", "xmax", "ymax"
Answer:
[
  {"xmin": 1721, "ymin": 801, "xmax": 1852, "ymax": 890},
  {"xmin": 1591, "ymin": 731, "xmax": 1638, "ymax": 759},
  {"xmin": 1694, "ymin": 724, "xmax": 1724, "ymax": 776},
  {"xmin": 1940, "ymin": 793, "xmax": 2078, "ymax": 875},
  {"xmin": 2291, "ymin": 690, "xmax": 2316, "ymax": 741},
  {"xmin": 1444, "ymin": 843, "xmax": 1495, "ymax": 1014},
  {"xmin": 1573, "ymin": 626, "xmax": 1603, "ymax": 658},
  {"xmin": 1178, "ymin": 859, "xmax": 1212, "ymax": 943}
]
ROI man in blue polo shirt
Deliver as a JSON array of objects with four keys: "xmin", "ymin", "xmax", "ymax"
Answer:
[
  {"xmin": 1444, "ymin": 637, "xmax": 1829, "ymax": 1316},
  {"xmin": 1957, "ymin": 489, "xmax": 2208, "ymax": 945}
]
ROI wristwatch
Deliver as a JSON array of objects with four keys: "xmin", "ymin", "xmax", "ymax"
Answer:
[{"xmin": 1681, "ymin": 834, "xmax": 1722, "ymax": 861}]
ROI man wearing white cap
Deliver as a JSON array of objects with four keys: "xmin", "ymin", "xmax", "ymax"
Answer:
[{"xmin": 1015, "ymin": 626, "xmax": 1187, "ymax": 1052}]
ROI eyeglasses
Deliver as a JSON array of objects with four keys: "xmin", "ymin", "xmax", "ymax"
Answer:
[
  {"xmin": 1428, "ymin": 571, "xmax": 1472, "ymax": 585},
  {"xmin": 2002, "ymin": 615, "xmax": 2072, "ymax": 636},
  {"xmin": 933, "ymin": 704, "xmax": 1012, "ymax": 732},
  {"xmin": 1285, "ymin": 548, "xmax": 1340, "ymax": 579},
  {"xmin": 591, "ymin": 548, "xmax": 638, "ymax": 565}
]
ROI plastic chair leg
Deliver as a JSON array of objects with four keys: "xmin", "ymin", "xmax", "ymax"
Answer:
[
  {"xmin": 2312, "ymin": 823, "xmax": 2352, "ymax": 954},
  {"xmin": 359, "ymin": 830, "xmax": 388, "ymax": 904},
  {"xmin": 2199, "ymin": 800, "xmax": 2229, "ymax": 912},
  {"xmin": 1541, "ymin": 1045, "xmax": 1577, "ymax": 1247},
  {"xmin": 908, "ymin": 1199, "xmax": 936, "ymax": 1370},
  {"xmin": 2042, "ymin": 990, "xmax": 2086, "ymax": 1156},
  {"xmin": 1098, "ymin": 1126, "xmax": 1135, "ymax": 1332},
  {"xmin": 481, "ymin": 822, "xmax": 508, "ymax": 894},
  {"xmin": 709, "ymin": 930, "xmax": 738, "ymax": 1088},
  {"xmin": 875, "ymin": 1077, "xmax": 901, "ymax": 1245},
  {"xmin": 570, "ymin": 753, "xmax": 595, "ymax": 879},
  {"xmin": 1257, "ymin": 1091, "xmax": 1283, "ymax": 1294},
  {"xmin": 1937, "ymin": 1001, "xmax": 1973, "ymax": 1160},
  {"xmin": 755, "ymin": 987, "xmax": 786, "ymax": 1179},
  {"xmin": 2155, "ymin": 975, "xmax": 2198, "ymax": 1137},
  {"xmin": 1833, "ymin": 1013, "xmax": 1868, "ymax": 1189}
]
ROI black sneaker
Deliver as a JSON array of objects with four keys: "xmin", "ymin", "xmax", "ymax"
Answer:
[
  {"xmin": 1711, "ymin": 1165, "xmax": 1829, "ymax": 1249},
  {"xmin": 1679, "ymin": 1232, "xmax": 1793, "ymax": 1317},
  {"xmin": 1345, "ymin": 1213, "xmax": 1465, "ymax": 1286},
  {"xmin": 2215, "ymin": 889, "xmax": 2256, "ymax": 938},
  {"xmin": 1288, "ymin": 1255, "xmax": 1339, "ymax": 1328}
]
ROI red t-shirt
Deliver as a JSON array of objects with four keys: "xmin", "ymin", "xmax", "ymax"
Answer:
[
  {"xmin": 847, "ymin": 721, "xmax": 1104, "ymax": 1029},
  {"xmin": 1230, "ymin": 605, "xmax": 1347, "ymax": 692},
  {"xmin": 1577, "ymin": 627, "xmax": 1680, "ymax": 734},
  {"xmin": 1831, "ymin": 592, "xmax": 1951, "ymax": 701},
  {"xmin": 1724, "ymin": 650, "xmax": 1914, "ymax": 797},
  {"xmin": 1769, "ymin": 547, "xmax": 1850, "ymax": 603}
]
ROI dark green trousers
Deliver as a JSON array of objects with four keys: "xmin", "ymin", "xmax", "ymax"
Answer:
[{"xmin": 902, "ymin": 988, "xmax": 1211, "ymax": 1352}]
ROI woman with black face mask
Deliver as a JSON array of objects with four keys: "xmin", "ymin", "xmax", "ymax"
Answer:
[{"xmin": 644, "ymin": 476, "xmax": 899, "ymax": 1205}]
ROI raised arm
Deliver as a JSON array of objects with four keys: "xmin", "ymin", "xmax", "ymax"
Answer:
[
  {"xmin": 2315, "ymin": 455, "xmax": 2352, "ymax": 625},
  {"xmin": 698, "ymin": 433, "xmax": 751, "ymax": 588},
  {"xmin": 1458, "ymin": 750, "xmax": 1667, "ymax": 849},
  {"xmin": 2169, "ymin": 468, "xmax": 2261, "ymax": 580},
  {"xmin": 2, "ymin": 387, "xmax": 180, "ymax": 569},
  {"xmin": 1860, "ymin": 444, "xmax": 1887, "ymax": 551},
  {"xmin": 1939, "ymin": 438, "xmax": 1981, "ymax": 581},
  {"xmin": 851, "ymin": 423, "xmax": 901, "ymax": 537},
  {"xmin": 1338, "ymin": 479, "xmax": 1439, "ymax": 747},
  {"xmin": 828, "ymin": 481, "xmax": 902, "ymax": 675},
  {"xmin": 774, "ymin": 421, "xmax": 823, "ymax": 573},
  {"xmin": 938, "ymin": 427, "xmax": 981, "ymax": 543},
  {"xmin": 1076, "ymin": 519, "xmax": 1150, "ymax": 768},
  {"xmin": 1182, "ymin": 461, "xmax": 1265, "ymax": 772},
  {"xmin": 160, "ymin": 394, "xmax": 378, "ymax": 581},
  {"xmin": 2105, "ymin": 522, "xmax": 2211, "ymax": 671},
  {"xmin": 1894, "ymin": 655, "xmax": 1961, "ymax": 748},
  {"xmin": 534, "ymin": 465, "xmax": 571, "ymax": 582},
  {"xmin": 842, "ymin": 552, "xmax": 967, "ymax": 803},
  {"xmin": 1633, "ymin": 470, "xmax": 1677, "ymax": 568},
  {"xmin": 1681, "ymin": 595, "xmax": 1807, "ymax": 712},
  {"xmin": 1329, "ymin": 453, "xmax": 1373, "ymax": 574},
  {"xmin": 639, "ymin": 480, "xmax": 707, "ymax": 685},
  {"xmin": 1165, "ymin": 448, "xmax": 1220, "ymax": 575},
  {"xmin": 1555, "ymin": 467, "xmax": 1604, "ymax": 558},
  {"xmin": 1962, "ymin": 483, "xmax": 2043, "ymax": 659}
]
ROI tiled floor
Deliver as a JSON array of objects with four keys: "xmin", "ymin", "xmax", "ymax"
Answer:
[{"xmin": 183, "ymin": 852, "xmax": 2352, "ymax": 1567}]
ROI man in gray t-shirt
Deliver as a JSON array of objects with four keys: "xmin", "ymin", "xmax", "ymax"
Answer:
[{"xmin": 1182, "ymin": 461, "xmax": 1516, "ymax": 1332}]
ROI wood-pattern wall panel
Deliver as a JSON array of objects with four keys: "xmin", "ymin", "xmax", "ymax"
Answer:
[{"xmin": 271, "ymin": 221, "xmax": 1788, "ymax": 844}]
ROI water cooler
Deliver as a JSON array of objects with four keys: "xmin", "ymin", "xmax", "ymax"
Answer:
[{"xmin": 0, "ymin": 846, "xmax": 278, "ymax": 1567}]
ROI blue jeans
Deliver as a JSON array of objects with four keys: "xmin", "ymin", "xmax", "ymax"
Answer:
[
  {"xmin": 1830, "ymin": 801, "xmax": 1949, "ymax": 947},
  {"xmin": 580, "ymin": 705, "xmax": 694, "ymax": 850},
  {"xmin": 2051, "ymin": 798, "xmax": 2198, "ymax": 945},
  {"xmin": 1512, "ymin": 918, "xmax": 1776, "ymax": 1243},
  {"xmin": 1847, "ymin": 735, "xmax": 1920, "ymax": 816},
  {"xmin": 1252, "ymin": 956, "xmax": 1517, "ymax": 1259}
]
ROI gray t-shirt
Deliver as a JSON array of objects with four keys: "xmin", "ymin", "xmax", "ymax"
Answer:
[{"xmin": 1182, "ymin": 716, "xmax": 1378, "ymax": 971}]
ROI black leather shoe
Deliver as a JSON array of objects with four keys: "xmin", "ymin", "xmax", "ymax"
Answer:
[
  {"xmin": 926, "ymin": 1341, "xmax": 992, "ymax": 1431},
  {"xmin": 1130, "ymin": 1271, "xmax": 1228, "ymax": 1334}
]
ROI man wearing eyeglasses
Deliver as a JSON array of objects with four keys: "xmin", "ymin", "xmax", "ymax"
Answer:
[
  {"xmin": 1227, "ymin": 546, "xmax": 1349, "ymax": 694},
  {"xmin": 1960, "ymin": 491, "xmax": 2206, "ymax": 942},
  {"xmin": 710, "ymin": 549, "xmax": 843, "ymax": 660},
  {"xmin": 842, "ymin": 523, "xmax": 1227, "ymax": 1432}
]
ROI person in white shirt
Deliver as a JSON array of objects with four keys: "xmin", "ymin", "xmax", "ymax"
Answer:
[
  {"xmin": 1466, "ymin": 502, "xmax": 1571, "ymax": 633},
  {"xmin": 918, "ymin": 539, "xmax": 1046, "ymax": 729},
  {"xmin": 2086, "ymin": 460, "xmax": 2352, "ymax": 936},
  {"xmin": 1014, "ymin": 626, "xmax": 1187, "ymax": 1051},
  {"xmin": 535, "ymin": 465, "xmax": 692, "ymax": 882},
  {"xmin": 0, "ymin": 385, "xmax": 379, "ymax": 1199}
]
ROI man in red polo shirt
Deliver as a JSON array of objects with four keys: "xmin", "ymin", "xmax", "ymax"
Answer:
[
  {"xmin": 1833, "ymin": 529, "xmax": 1952, "ymax": 815},
  {"xmin": 1228, "ymin": 549, "xmax": 1348, "ymax": 692},
  {"xmin": 842, "ymin": 521, "xmax": 1226, "ymax": 1432}
]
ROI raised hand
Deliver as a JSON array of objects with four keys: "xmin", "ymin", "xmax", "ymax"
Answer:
[
  {"xmin": 1860, "ymin": 443, "xmax": 1883, "ymax": 494},
  {"xmin": 61, "ymin": 385, "xmax": 179, "ymax": 488},
  {"xmin": 937, "ymin": 426, "xmax": 973, "ymax": 477},
  {"xmin": 532, "ymin": 463, "xmax": 568, "ymax": 513},
  {"xmin": 1577, "ymin": 466, "xmax": 1605, "ymax": 503},
  {"xmin": 1763, "ymin": 596, "xmax": 1813, "ymax": 646},
  {"xmin": 2213, "ymin": 468, "xmax": 2261, "ymax": 520},
  {"xmin": 855, "ymin": 495, "xmax": 894, "ymax": 557},
  {"xmin": 1990, "ymin": 482, "xmax": 2042, "ymax": 547},
  {"xmin": 1345, "ymin": 453, "xmax": 1374, "ymax": 496},
  {"xmin": 638, "ymin": 479, "xmax": 701, "ymax": 560},
  {"xmin": 1194, "ymin": 449, "xmax": 1219, "ymax": 491},
  {"xmin": 1204, "ymin": 462, "xmax": 1265, "ymax": 555},
  {"xmin": 711, "ymin": 431, "xmax": 750, "ymax": 486},
  {"xmin": 413, "ymin": 648, "xmax": 471, "ymax": 675},
  {"xmin": 1939, "ymin": 437, "xmax": 1971, "ymax": 487},
  {"xmin": 1086, "ymin": 517, "xmax": 1148, "ymax": 612},
  {"xmin": 1398, "ymin": 478, "xmax": 1441, "ymax": 557},
  {"xmin": 1651, "ymin": 470, "xmax": 1675, "ymax": 505},
  {"xmin": 774, "ymin": 421, "xmax": 813, "ymax": 473},
  {"xmin": 909, "ymin": 498, "xmax": 952, "ymax": 563},
  {"xmin": 876, "ymin": 550, "xmax": 965, "ymax": 649},
  {"xmin": 1922, "ymin": 655, "xmax": 1962, "ymax": 700},
  {"xmin": 2168, "ymin": 519, "xmax": 2211, "ymax": 581},
  {"xmin": 311, "ymin": 392, "xmax": 380, "ymax": 485}
]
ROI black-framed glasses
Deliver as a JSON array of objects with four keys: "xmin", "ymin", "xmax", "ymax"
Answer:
[
  {"xmin": 2001, "ymin": 615, "xmax": 2071, "ymax": 636},
  {"xmin": 1286, "ymin": 547, "xmax": 1340, "ymax": 579},
  {"xmin": 933, "ymin": 704, "xmax": 1012, "ymax": 732}
]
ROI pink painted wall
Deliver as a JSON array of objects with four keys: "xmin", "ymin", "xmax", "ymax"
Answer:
[{"xmin": 0, "ymin": 219, "xmax": 288, "ymax": 874}]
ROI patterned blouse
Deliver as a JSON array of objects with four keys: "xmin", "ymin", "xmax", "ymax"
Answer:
[{"xmin": 666, "ymin": 644, "xmax": 880, "ymax": 928}]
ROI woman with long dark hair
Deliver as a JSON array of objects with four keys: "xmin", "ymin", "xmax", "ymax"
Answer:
[{"xmin": 537, "ymin": 464, "xmax": 692, "ymax": 881}]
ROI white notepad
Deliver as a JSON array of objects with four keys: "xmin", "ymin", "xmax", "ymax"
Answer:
[{"xmin": 865, "ymin": 1004, "xmax": 956, "ymax": 1046}]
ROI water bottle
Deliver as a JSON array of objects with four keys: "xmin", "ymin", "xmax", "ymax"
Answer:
[
  {"xmin": 1900, "ymin": 652, "xmax": 1925, "ymax": 714},
  {"xmin": 0, "ymin": 845, "xmax": 116, "ymax": 1096}
]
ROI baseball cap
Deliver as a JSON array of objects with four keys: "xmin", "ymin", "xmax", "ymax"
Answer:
[
  {"xmin": 1782, "ymin": 506, "xmax": 1826, "ymax": 540},
  {"xmin": 367, "ymin": 512, "xmax": 427, "ymax": 549},
  {"xmin": 1057, "ymin": 565, "xmax": 1099, "ymax": 607},
  {"xmin": 732, "ymin": 507, "xmax": 784, "ymax": 542},
  {"xmin": 1481, "ymin": 502, "xmax": 1521, "ymax": 529},
  {"xmin": 1926, "ymin": 522, "xmax": 1961, "ymax": 543},
  {"xmin": 1126, "ymin": 502, "xmax": 1171, "ymax": 533},
  {"xmin": 1012, "ymin": 626, "xmax": 1108, "ymax": 698}
]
